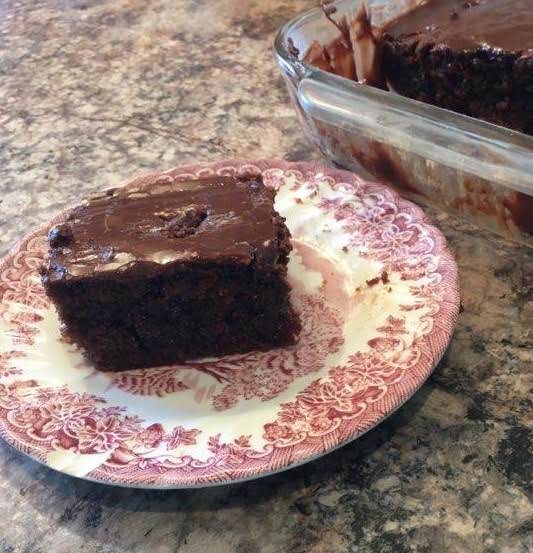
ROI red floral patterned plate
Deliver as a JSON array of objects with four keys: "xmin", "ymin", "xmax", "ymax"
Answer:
[{"xmin": 0, "ymin": 160, "xmax": 459, "ymax": 488}]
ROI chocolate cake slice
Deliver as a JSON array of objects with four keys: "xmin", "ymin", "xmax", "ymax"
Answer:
[
  {"xmin": 382, "ymin": 0, "xmax": 533, "ymax": 134},
  {"xmin": 41, "ymin": 174, "xmax": 300, "ymax": 371}
]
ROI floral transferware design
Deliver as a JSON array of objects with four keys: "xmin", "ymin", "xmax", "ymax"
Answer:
[{"xmin": 0, "ymin": 160, "xmax": 459, "ymax": 488}]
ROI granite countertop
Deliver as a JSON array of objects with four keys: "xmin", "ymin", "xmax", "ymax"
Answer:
[{"xmin": 0, "ymin": 1, "xmax": 532, "ymax": 552}]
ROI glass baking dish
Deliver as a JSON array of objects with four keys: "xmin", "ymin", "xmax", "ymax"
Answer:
[{"xmin": 274, "ymin": 0, "xmax": 533, "ymax": 245}]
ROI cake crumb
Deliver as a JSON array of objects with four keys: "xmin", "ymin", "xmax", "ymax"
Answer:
[{"xmin": 366, "ymin": 271, "xmax": 389, "ymax": 287}]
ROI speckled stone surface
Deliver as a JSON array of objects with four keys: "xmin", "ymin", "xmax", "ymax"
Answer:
[{"xmin": 0, "ymin": 1, "xmax": 532, "ymax": 552}]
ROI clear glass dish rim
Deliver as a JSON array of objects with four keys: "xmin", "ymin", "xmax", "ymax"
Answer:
[{"xmin": 273, "ymin": 2, "xmax": 533, "ymax": 197}]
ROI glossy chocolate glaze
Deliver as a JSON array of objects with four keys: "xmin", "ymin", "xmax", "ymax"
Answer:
[
  {"xmin": 303, "ymin": 6, "xmax": 380, "ymax": 84},
  {"xmin": 384, "ymin": 0, "xmax": 533, "ymax": 52},
  {"xmin": 43, "ymin": 175, "xmax": 284, "ymax": 281},
  {"xmin": 304, "ymin": 0, "xmax": 533, "ymax": 79}
]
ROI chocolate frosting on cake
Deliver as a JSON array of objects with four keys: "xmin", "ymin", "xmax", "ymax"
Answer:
[
  {"xmin": 40, "ymin": 173, "xmax": 299, "ymax": 370},
  {"xmin": 304, "ymin": 0, "xmax": 533, "ymax": 81},
  {"xmin": 44, "ymin": 175, "xmax": 284, "ymax": 281},
  {"xmin": 384, "ymin": 0, "xmax": 533, "ymax": 52}
]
